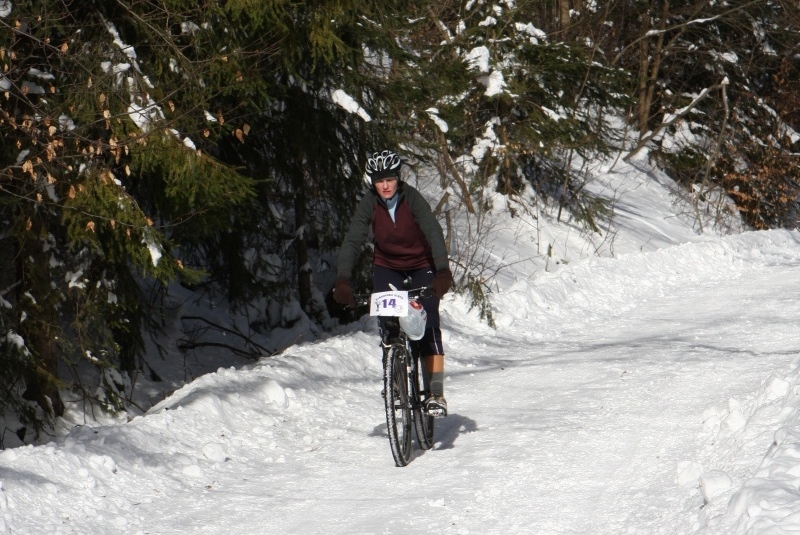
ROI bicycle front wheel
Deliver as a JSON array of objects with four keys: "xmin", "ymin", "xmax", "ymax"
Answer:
[{"xmin": 384, "ymin": 345, "xmax": 413, "ymax": 466}]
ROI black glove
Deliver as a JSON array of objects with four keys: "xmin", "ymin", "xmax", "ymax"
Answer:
[
  {"xmin": 333, "ymin": 278, "xmax": 355, "ymax": 307},
  {"xmin": 431, "ymin": 268, "xmax": 452, "ymax": 298}
]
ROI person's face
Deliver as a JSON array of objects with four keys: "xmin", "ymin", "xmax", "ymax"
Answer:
[{"xmin": 374, "ymin": 177, "xmax": 398, "ymax": 199}]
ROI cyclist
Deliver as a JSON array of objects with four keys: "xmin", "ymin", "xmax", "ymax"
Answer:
[{"xmin": 334, "ymin": 150, "xmax": 452, "ymax": 417}]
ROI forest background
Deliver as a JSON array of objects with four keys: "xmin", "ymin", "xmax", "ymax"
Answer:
[{"xmin": 1, "ymin": 0, "xmax": 799, "ymax": 445}]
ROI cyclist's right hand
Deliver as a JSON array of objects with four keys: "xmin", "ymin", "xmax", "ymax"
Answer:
[{"xmin": 333, "ymin": 278, "xmax": 356, "ymax": 307}]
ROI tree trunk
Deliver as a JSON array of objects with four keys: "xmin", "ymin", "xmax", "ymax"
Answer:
[
  {"xmin": 434, "ymin": 153, "xmax": 453, "ymax": 255},
  {"xmin": 0, "ymin": 236, "xmax": 16, "ymax": 307},
  {"xmin": 636, "ymin": 22, "xmax": 652, "ymax": 136},
  {"xmin": 18, "ymin": 213, "xmax": 65, "ymax": 418},
  {"xmin": 637, "ymin": 1, "xmax": 670, "ymax": 138},
  {"xmin": 438, "ymin": 131, "xmax": 475, "ymax": 214},
  {"xmin": 558, "ymin": 0, "xmax": 571, "ymax": 32},
  {"xmin": 294, "ymin": 184, "xmax": 312, "ymax": 313}
]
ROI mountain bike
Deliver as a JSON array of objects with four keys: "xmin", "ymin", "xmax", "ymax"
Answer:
[{"xmin": 354, "ymin": 285, "xmax": 435, "ymax": 467}]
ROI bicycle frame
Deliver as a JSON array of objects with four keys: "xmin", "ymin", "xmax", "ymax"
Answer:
[
  {"xmin": 353, "ymin": 285, "xmax": 435, "ymax": 465},
  {"xmin": 381, "ymin": 326, "xmax": 425, "ymax": 413}
]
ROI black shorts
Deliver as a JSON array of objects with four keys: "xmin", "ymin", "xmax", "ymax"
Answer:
[{"xmin": 372, "ymin": 265, "xmax": 443, "ymax": 356}]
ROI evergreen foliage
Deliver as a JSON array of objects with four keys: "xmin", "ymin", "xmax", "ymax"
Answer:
[
  {"xmin": 422, "ymin": 0, "xmax": 631, "ymax": 220},
  {"xmin": 1, "ymin": 0, "xmax": 799, "ymax": 440},
  {"xmin": 0, "ymin": 0, "xmax": 259, "ymax": 435}
]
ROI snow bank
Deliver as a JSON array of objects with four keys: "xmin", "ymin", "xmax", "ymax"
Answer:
[{"xmin": 494, "ymin": 229, "xmax": 800, "ymax": 335}]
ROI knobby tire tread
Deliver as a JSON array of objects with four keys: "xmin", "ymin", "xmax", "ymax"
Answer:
[{"xmin": 384, "ymin": 345, "xmax": 412, "ymax": 466}]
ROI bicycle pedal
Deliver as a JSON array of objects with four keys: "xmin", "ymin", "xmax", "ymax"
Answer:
[
  {"xmin": 427, "ymin": 407, "xmax": 447, "ymax": 418},
  {"xmin": 424, "ymin": 396, "xmax": 448, "ymax": 418}
]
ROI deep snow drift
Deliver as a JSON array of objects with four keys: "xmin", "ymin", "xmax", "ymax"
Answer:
[{"xmin": 2, "ymin": 161, "xmax": 800, "ymax": 535}]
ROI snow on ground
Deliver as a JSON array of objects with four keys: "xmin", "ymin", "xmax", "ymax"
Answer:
[{"xmin": 3, "ymin": 160, "xmax": 800, "ymax": 534}]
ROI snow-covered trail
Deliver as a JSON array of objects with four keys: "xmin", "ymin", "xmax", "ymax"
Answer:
[
  {"xmin": 489, "ymin": 265, "xmax": 800, "ymax": 535},
  {"xmin": 5, "ymin": 232, "xmax": 800, "ymax": 535},
  {"xmin": 132, "ymin": 247, "xmax": 800, "ymax": 535},
  {"xmin": 423, "ymin": 263, "xmax": 800, "ymax": 535}
]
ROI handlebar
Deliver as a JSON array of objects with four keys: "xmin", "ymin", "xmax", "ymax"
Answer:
[
  {"xmin": 351, "ymin": 286, "xmax": 433, "ymax": 308},
  {"xmin": 353, "ymin": 294, "xmax": 371, "ymax": 308}
]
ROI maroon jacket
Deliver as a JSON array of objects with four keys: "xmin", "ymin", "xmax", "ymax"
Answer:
[{"xmin": 337, "ymin": 182, "xmax": 449, "ymax": 278}]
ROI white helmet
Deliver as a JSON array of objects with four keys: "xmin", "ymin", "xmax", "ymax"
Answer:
[
  {"xmin": 399, "ymin": 300, "xmax": 427, "ymax": 341},
  {"xmin": 366, "ymin": 150, "xmax": 402, "ymax": 182}
]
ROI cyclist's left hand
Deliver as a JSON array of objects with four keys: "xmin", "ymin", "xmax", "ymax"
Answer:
[{"xmin": 432, "ymin": 268, "xmax": 452, "ymax": 298}]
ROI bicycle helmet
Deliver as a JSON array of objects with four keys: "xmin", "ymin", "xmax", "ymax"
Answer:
[{"xmin": 366, "ymin": 150, "xmax": 402, "ymax": 182}]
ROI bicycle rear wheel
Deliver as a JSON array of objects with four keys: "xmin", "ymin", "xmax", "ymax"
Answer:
[
  {"xmin": 412, "ymin": 355, "xmax": 434, "ymax": 450},
  {"xmin": 384, "ymin": 345, "xmax": 413, "ymax": 467}
]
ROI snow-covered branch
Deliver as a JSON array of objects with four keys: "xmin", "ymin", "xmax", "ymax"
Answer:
[{"xmin": 624, "ymin": 78, "xmax": 729, "ymax": 162}]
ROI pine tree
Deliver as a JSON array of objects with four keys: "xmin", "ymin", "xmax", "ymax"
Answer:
[
  {"xmin": 410, "ymin": 1, "xmax": 630, "ymax": 225},
  {"xmin": 192, "ymin": 0, "xmax": 457, "ymax": 325},
  {"xmin": 0, "ymin": 0, "xmax": 262, "ymax": 438}
]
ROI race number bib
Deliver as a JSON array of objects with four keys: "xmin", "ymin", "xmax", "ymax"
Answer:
[{"xmin": 369, "ymin": 291, "xmax": 409, "ymax": 317}]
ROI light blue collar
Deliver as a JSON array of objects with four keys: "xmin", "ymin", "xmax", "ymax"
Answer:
[{"xmin": 385, "ymin": 194, "xmax": 399, "ymax": 222}]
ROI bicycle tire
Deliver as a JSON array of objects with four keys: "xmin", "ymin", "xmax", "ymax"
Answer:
[
  {"xmin": 411, "ymin": 355, "xmax": 435, "ymax": 450},
  {"xmin": 384, "ymin": 345, "xmax": 412, "ymax": 466}
]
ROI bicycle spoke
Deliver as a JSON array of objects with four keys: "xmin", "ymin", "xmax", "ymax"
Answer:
[{"xmin": 384, "ymin": 345, "xmax": 412, "ymax": 466}]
